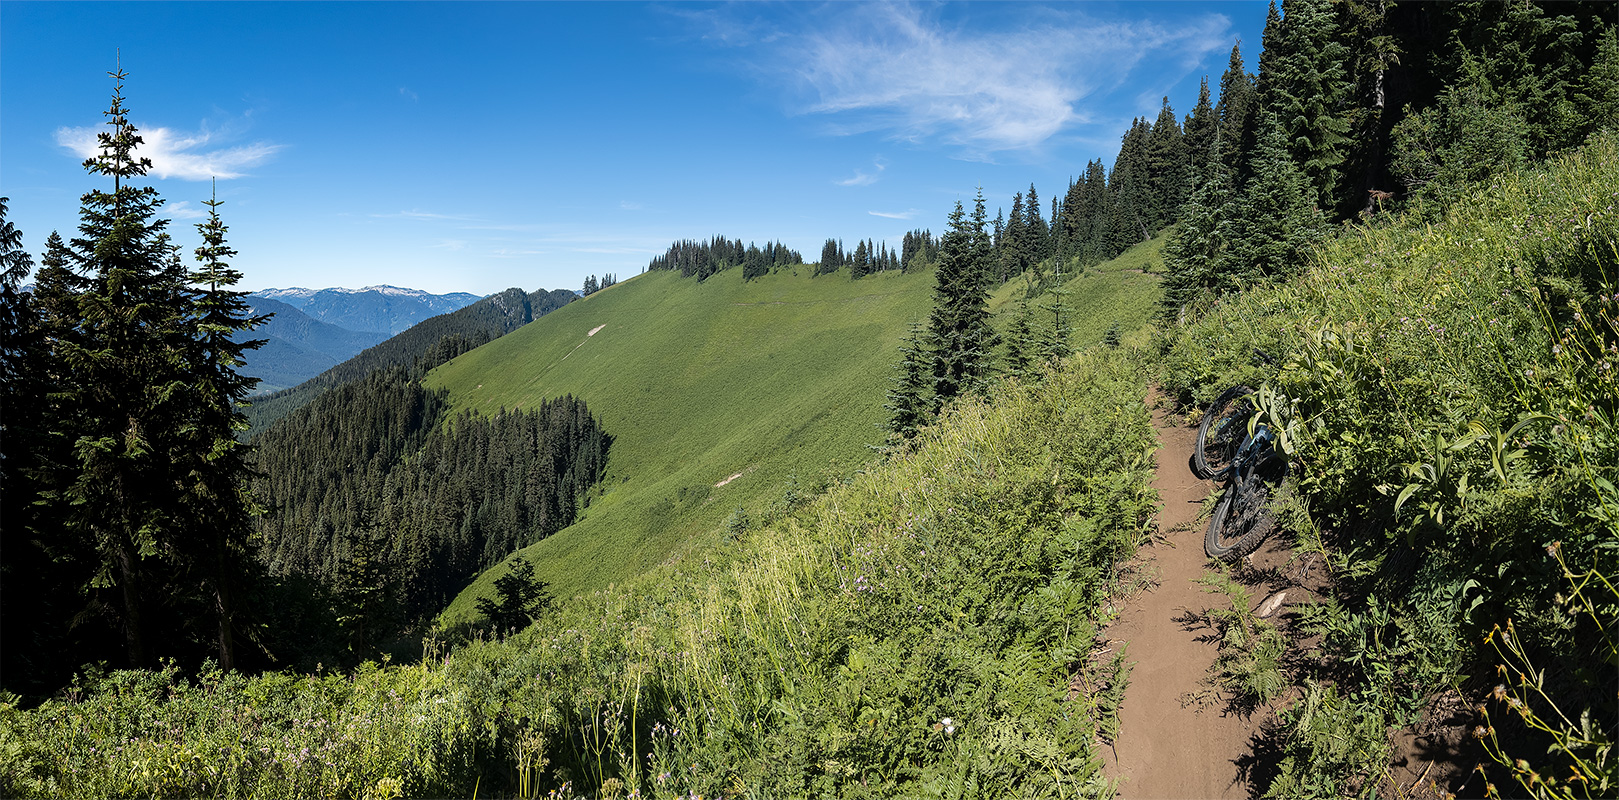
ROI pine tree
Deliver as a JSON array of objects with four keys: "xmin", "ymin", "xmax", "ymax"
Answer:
[
  {"xmin": 1264, "ymin": 0, "xmax": 1353, "ymax": 209},
  {"xmin": 927, "ymin": 192, "xmax": 997, "ymax": 411},
  {"xmin": 1216, "ymin": 44, "xmax": 1258, "ymax": 184},
  {"xmin": 851, "ymin": 239, "xmax": 870, "ymax": 279},
  {"xmin": 1000, "ymin": 296, "xmax": 1038, "ymax": 382},
  {"xmin": 1039, "ymin": 284, "xmax": 1073, "ymax": 364},
  {"xmin": 1025, "ymin": 183, "xmax": 1049, "ymax": 263},
  {"xmin": 883, "ymin": 321, "xmax": 932, "ymax": 444},
  {"xmin": 1220, "ymin": 113, "xmax": 1327, "ymax": 284},
  {"xmin": 1000, "ymin": 192, "xmax": 1027, "ymax": 282},
  {"xmin": 49, "ymin": 65, "xmax": 196, "ymax": 668},
  {"xmin": 1144, "ymin": 98, "xmax": 1189, "ymax": 230},
  {"xmin": 1183, "ymin": 78, "xmax": 1218, "ymax": 180},
  {"xmin": 476, "ymin": 556, "xmax": 553, "ymax": 634},
  {"xmin": 178, "ymin": 186, "xmax": 267, "ymax": 669},
  {"xmin": 1575, "ymin": 23, "xmax": 1619, "ymax": 141},
  {"xmin": 1160, "ymin": 136, "xmax": 1235, "ymax": 323},
  {"xmin": 1109, "ymin": 119, "xmax": 1154, "ymax": 249}
]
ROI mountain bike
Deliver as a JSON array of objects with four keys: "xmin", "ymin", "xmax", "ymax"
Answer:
[{"xmin": 1195, "ymin": 385, "xmax": 1288, "ymax": 562}]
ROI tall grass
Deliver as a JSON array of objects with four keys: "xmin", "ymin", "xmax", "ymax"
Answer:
[
  {"xmin": 2, "ymin": 348, "xmax": 1156, "ymax": 798},
  {"xmin": 1161, "ymin": 132, "xmax": 1619, "ymax": 797}
]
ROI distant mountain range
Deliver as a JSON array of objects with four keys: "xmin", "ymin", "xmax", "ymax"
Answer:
[
  {"xmin": 253, "ymin": 285, "xmax": 483, "ymax": 335},
  {"xmin": 243, "ymin": 286, "xmax": 578, "ymax": 433},
  {"xmin": 238, "ymin": 298, "xmax": 391, "ymax": 393},
  {"xmin": 240, "ymin": 285, "xmax": 485, "ymax": 393}
]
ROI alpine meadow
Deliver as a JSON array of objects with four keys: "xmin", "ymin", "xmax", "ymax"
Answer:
[{"xmin": 2, "ymin": 2, "xmax": 1617, "ymax": 798}]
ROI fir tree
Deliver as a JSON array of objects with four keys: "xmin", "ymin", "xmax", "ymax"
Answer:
[
  {"xmin": 1109, "ymin": 119, "xmax": 1155, "ymax": 248},
  {"xmin": 1183, "ymin": 78, "xmax": 1218, "ymax": 180},
  {"xmin": 1143, "ymin": 98, "xmax": 1189, "ymax": 230},
  {"xmin": 1160, "ymin": 136, "xmax": 1235, "ymax": 323},
  {"xmin": 883, "ymin": 321, "xmax": 932, "ymax": 444},
  {"xmin": 179, "ymin": 185, "xmax": 268, "ymax": 669},
  {"xmin": 1267, "ymin": 0, "xmax": 1353, "ymax": 209},
  {"xmin": 1039, "ymin": 284, "xmax": 1073, "ymax": 364},
  {"xmin": 1216, "ymin": 43, "xmax": 1258, "ymax": 185},
  {"xmin": 49, "ymin": 65, "xmax": 196, "ymax": 668},
  {"xmin": 1575, "ymin": 23, "xmax": 1619, "ymax": 141},
  {"xmin": 1000, "ymin": 296, "xmax": 1038, "ymax": 383},
  {"xmin": 1000, "ymin": 192, "xmax": 1026, "ymax": 282},
  {"xmin": 1220, "ymin": 113, "xmax": 1327, "ymax": 284},
  {"xmin": 927, "ymin": 192, "xmax": 997, "ymax": 411},
  {"xmin": 1024, "ymin": 183, "xmax": 1049, "ymax": 263},
  {"xmin": 476, "ymin": 556, "xmax": 553, "ymax": 634}
]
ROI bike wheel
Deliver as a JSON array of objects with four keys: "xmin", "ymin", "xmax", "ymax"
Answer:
[
  {"xmin": 1194, "ymin": 385, "xmax": 1253, "ymax": 481},
  {"xmin": 1205, "ymin": 470, "xmax": 1278, "ymax": 562}
]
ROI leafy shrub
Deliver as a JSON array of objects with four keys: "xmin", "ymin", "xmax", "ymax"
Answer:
[
  {"xmin": 1, "ymin": 349, "xmax": 1157, "ymax": 799},
  {"xmin": 1162, "ymin": 132, "xmax": 1619, "ymax": 795}
]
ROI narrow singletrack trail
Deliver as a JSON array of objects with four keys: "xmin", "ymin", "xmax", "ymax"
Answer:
[{"xmin": 1101, "ymin": 396, "xmax": 1257, "ymax": 799}]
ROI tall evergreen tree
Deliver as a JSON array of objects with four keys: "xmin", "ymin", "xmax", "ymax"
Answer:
[
  {"xmin": 883, "ymin": 321, "xmax": 932, "ymax": 444},
  {"xmin": 1143, "ymin": 98, "xmax": 1189, "ymax": 229},
  {"xmin": 48, "ymin": 65, "xmax": 197, "ymax": 668},
  {"xmin": 1216, "ymin": 43, "xmax": 1259, "ymax": 185},
  {"xmin": 1575, "ymin": 23, "xmax": 1619, "ymax": 141},
  {"xmin": 1183, "ymin": 78, "xmax": 1218, "ymax": 180},
  {"xmin": 927, "ymin": 192, "xmax": 997, "ymax": 411},
  {"xmin": 1267, "ymin": 0, "xmax": 1353, "ymax": 209},
  {"xmin": 1160, "ymin": 136, "xmax": 1235, "ymax": 323},
  {"xmin": 1219, "ymin": 113, "xmax": 1327, "ymax": 285},
  {"xmin": 1000, "ymin": 192, "xmax": 1027, "ymax": 282},
  {"xmin": 1024, "ymin": 183, "xmax": 1049, "ymax": 263},
  {"xmin": 178, "ymin": 186, "xmax": 268, "ymax": 669}
]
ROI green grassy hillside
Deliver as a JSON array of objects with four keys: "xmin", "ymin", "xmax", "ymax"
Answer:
[
  {"xmin": 433, "ymin": 250, "xmax": 1163, "ymax": 624},
  {"xmin": 429, "ymin": 267, "xmax": 934, "ymax": 618}
]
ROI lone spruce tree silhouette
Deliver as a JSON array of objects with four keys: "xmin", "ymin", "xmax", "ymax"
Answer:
[{"xmin": 477, "ymin": 556, "xmax": 554, "ymax": 634}]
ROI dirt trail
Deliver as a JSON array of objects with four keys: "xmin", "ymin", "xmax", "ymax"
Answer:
[{"xmin": 1101, "ymin": 398, "xmax": 1257, "ymax": 799}]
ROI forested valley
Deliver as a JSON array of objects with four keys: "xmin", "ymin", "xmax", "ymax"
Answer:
[{"xmin": 2, "ymin": 1, "xmax": 1617, "ymax": 797}]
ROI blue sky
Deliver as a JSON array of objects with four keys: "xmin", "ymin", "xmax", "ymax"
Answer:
[{"xmin": 2, "ymin": 2, "xmax": 1269, "ymax": 296}]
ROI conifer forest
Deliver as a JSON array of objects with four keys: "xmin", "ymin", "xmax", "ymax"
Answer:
[{"xmin": 2, "ymin": 1, "xmax": 1617, "ymax": 797}]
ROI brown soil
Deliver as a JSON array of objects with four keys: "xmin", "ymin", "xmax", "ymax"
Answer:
[
  {"xmin": 1101, "ymin": 392, "xmax": 1480, "ymax": 798},
  {"xmin": 1101, "ymin": 397, "xmax": 1261, "ymax": 798}
]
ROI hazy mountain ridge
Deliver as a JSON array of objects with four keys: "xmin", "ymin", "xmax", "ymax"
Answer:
[
  {"xmin": 251, "ymin": 285, "xmax": 483, "ymax": 335},
  {"xmin": 236, "ymin": 297, "xmax": 391, "ymax": 393},
  {"xmin": 243, "ymin": 286, "xmax": 578, "ymax": 434}
]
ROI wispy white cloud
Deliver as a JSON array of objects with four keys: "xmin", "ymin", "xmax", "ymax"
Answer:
[
  {"xmin": 55, "ymin": 122, "xmax": 282, "ymax": 181},
  {"xmin": 619, "ymin": 200, "xmax": 644, "ymax": 211},
  {"xmin": 571, "ymin": 245, "xmax": 661, "ymax": 255},
  {"xmin": 835, "ymin": 157, "xmax": 886, "ymax": 186},
  {"xmin": 165, "ymin": 200, "xmax": 208, "ymax": 220},
  {"xmin": 399, "ymin": 87, "xmax": 419, "ymax": 102},
  {"xmin": 869, "ymin": 209, "xmax": 919, "ymax": 220},
  {"xmin": 429, "ymin": 238, "xmax": 468, "ymax": 251},
  {"xmin": 778, "ymin": 3, "xmax": 1230, "ymax": 155},
  {"xmin": 488, "ymin": 248, "xmax": 548, "ymax": 259},
  {"xmin": 373, "ymin": 209, "xmax": 481, "ymax": 222}
]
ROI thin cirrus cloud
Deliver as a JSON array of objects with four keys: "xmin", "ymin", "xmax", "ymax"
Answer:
[
  {"xmin": 835, "ymin": 158, "xmax": 886, "ymax": 186},
  {"xmin": 55, "ymin": 123, "xmax": 283, "ymax": 181},
  {"xmin": 869, "ymin": 209, "xmax": 919, "ymax": 220},
  {"xmin": 164, "ymin": 200, "xmax": 208, "ymax": 220},
  {"xmin": 784, "ymin": 4, "xmax": 1231, "ymax": 155}
]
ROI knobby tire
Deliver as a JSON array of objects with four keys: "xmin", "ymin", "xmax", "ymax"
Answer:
[
  {"xmin": 1205, "ymin": 470, "xmax": 1278, "ymax": 562},
  {"xmin": 1194, "ymin": 385, "xmax": 1253, "ymax": 482}
]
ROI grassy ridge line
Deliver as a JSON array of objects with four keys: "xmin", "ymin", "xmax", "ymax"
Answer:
[
  {"xmin": 429, "ymin": 267, "xmax": 937, "ymax": 616},
  {"xmin": 1, "ymin": 348, "xmax": 1156, "ymax": 799},
  {"xmin": 434, "ymin": 248, "xmax": 1163, "ymax": 622}
]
